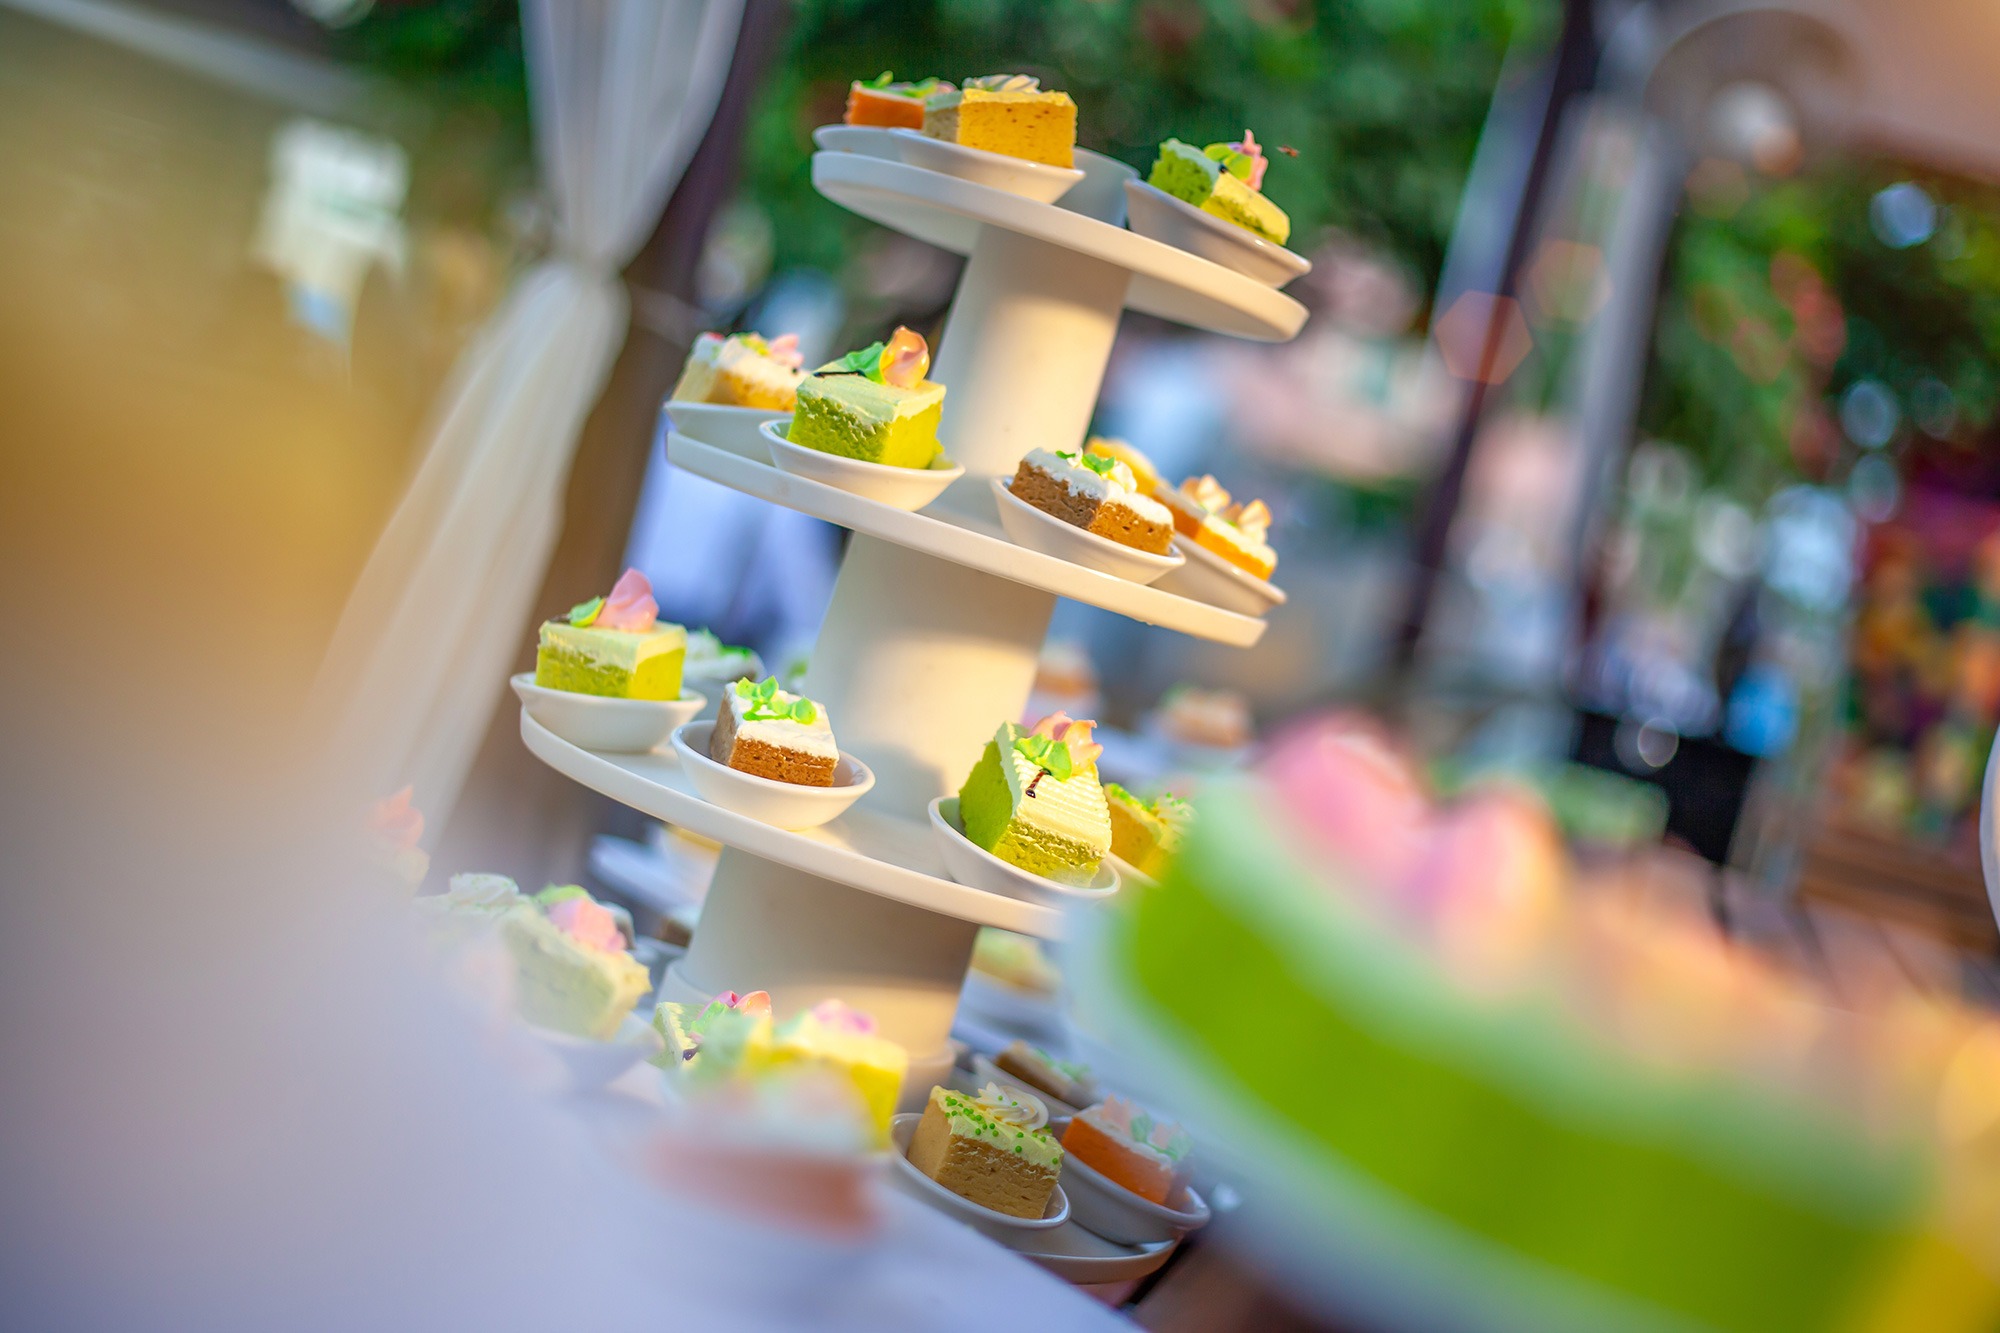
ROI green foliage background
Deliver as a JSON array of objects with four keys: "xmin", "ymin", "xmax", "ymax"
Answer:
[
  {"xmin": 741, "ymin": 0, "xmax": 1546, "ymax": 297},
  {"xmin": 1639, "ymin": 162, "xmax": 2000, "ymax": 499}
]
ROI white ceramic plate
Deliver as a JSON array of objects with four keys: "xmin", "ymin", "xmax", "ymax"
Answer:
[
  {"xmin": 890, "ymin": 128, "xmax": 1084, "ymax": 204},
  {"xmin": 760, "ymin": 419, "xmax": 962, "ymax": 512},
  {"xmin": 664, "ymin": 401, "xmax": 789, "ymax": 456},
  {"xmin": 1011, "ymin": 1222, "xmax": 1179, "ymax": 1285},
  {"xmin": 511, "ymin": 674, "xmax": 704, "ymax": 754},
  {"xmin": 1049, "ymin": 1115, "xmax": 1211, "ymax": 1246},
  {"xmin": 1058, "ymin": 148, "xmax": 1141, "ymax": 225},
  {"xmin": 811, "ymin": 123, "xmax": 903, "ymax": 160},
  {"xmin": 990, "ymin": 478, "xmax": 1184, "ymax": 586},
  {"xmin": 527, "ymin": 1011, "xmax": 666, "ymax": 1092},
  {"xmin": 886, "ymin": 1113, "xmax": 1070, "ymax": 1241},
  {"xmin": 1152, "ymin": 534, "xmax": 1287, "ymax": 617},
  {"xmin": 670, "ymin": 721, "xmax": 873, "ymax": 831},
  {"xmin": 1123, "ymin": 180, "xmax": 1311, "ymax": 289},
  {"xmin": 928, "ymin": 796, "xmax": 1118, "ymax": 904}
]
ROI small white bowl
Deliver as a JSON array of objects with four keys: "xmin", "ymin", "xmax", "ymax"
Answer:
[
  {"xmin": 1048, "ymin": 1116, "xmax": 1211, "ymax": 1246},
  {"xmin": 886, "ymin": 1113, "xmax": 1069, "ymax": 1241},
  {"xmin": 1104, "ymin": 852, "xmax": 1160, "ymax": 893},
  {"xmin": 928, "ymin": 796, "xmax": 1118, "ymax": 904},
  {"xmin": 511, "ymin": 674, "xmax": 704, "ymax": 754},
  {"xmin": 1060, "ymin": 148, "xmax": 1141, "ymax": 225},
  {"xmin": 671, "ymin": 721, "xmax": 873, "ymax": 831},
  {"xmin": 990, "ymin": 477, "xmax": 1185, "ymax": 586},
  {"xmin": 891, "ymin": 128, "xmax": 1083, "ymax": 204},
  {"xmin": 760, "ymin": 419, "xmax": 962, "ymax": 511},
  {"xmin": 527, "ymin": 1012, "xmax": 666, "ymax": 1092},
  {"xmin": 1123, "ymin": 180, "xmax": 1311, "ymax": 288},
  {"xmin": 664, "ymin": 401, "xmax": 789, "ymax": 458},
  {"xmin": 1152, "ymin": 534, "xmax": 1287, "ymax": 617},
  {"xmin": 811, "ymin": 123, "xmax": 904, "ymax": 160},
  {"xmin": 961, "ymin": 1053, "xmax": 1087, "ymax": 1118}
]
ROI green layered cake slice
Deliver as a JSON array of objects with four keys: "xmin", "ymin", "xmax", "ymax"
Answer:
[
  {"xmin": 534, "ymin": 568, "xmax": 686, "ymax": 700},
  {"xmin": 1149, "ymin": 137, "xmax": 1291, "ymax": 246},
  {"xmin": 789, "ymin": 327, "xmax": 947, "ymax": 469},
  {"xmin": 958, "ymin": 718, "xmax": 1111, "ymax": 883}
]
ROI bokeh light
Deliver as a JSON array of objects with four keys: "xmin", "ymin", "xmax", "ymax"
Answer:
[
  {"xmin": 1870, "ymin": 182, "xmax": 1938, "ymax": 249},
  {"xmin": 1433, "ymin": 291, "xmax": 1532, "ymax": 385},
  {"xmin": 1840, "ymin": 379, "xmax": 1899, "ymax": 449}
]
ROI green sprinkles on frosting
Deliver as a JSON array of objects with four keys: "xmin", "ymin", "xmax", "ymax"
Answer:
[{"xmin": 735, "ymin": 676, "xmax": 818, "ymax": 724}]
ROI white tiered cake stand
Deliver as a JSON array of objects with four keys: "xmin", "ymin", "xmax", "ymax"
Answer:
[{"xmin": 525, "ymin": 149, "xmax": 1306, "ymax": 1101}]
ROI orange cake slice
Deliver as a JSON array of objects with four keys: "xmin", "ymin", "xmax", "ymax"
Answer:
[
  {"xmin": 1060, "ymin": 1096, "xmax": 1192, "ymax": 1206},
  {"xmin": 845, "ymin": 73, "xmax": 950, "ymax": 130},
  {"xmin": 1159, "ymin": 475, "xmax": 1278, "ymax": 580}
]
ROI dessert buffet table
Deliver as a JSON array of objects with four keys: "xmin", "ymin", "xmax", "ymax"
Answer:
[{"xmin": 527, "ymin": 143, "xmax": 1305, "ymax": 1102}]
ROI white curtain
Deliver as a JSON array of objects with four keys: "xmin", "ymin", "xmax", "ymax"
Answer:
[{"xmin": 315, "ymin": 0, "xmax": 746, "ymax": 826}]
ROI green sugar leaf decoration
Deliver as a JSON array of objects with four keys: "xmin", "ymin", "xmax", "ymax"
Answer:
[
  {"xmin": 861, "ymin": 70, "xmax": 894, "ymax": 89},
  {"xmin": 1204, "ymin": 142, "xmax": 1255, "ymax": 181},
  {"xmin": 1078, "ymin": 452, "xmax": 1118, "ymax": 478},
  {"xmin": 831, "ymin": 341, "xmax": 886, "ymax": 382},
  {"xmin": 568, "ymin": 596, "xmax": 604, "ymax": 626},
  {"xmin": 738, "ymin": 675, "xmax": 819, "ymax": 725},
  {"xmin": 1014, "ymin": 734, "xmax": 1075, "ymax": 783}
]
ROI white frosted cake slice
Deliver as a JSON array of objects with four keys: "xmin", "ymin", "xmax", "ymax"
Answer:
[
  {"xmin": 710, "ymin": 677, "xmax": 839, "ymax": 787},
  {"xmin": 1010, "ymin": 447, "xmax": 1174, "ymax": 554},
  {"xmin": 671, "ymin": 331, "xmax": 806, "ymax": 410}
]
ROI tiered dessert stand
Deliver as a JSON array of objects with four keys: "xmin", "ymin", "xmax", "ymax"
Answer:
[{"xmin": 522, "ymin": 149, "xmax": 1306, "ymax": 1101}]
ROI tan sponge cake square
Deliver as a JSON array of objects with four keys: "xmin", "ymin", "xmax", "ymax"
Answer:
[
  {"xmin": 906, "ymin": 1085, "xmax": 1063, "ymax": 1219},
  {"xmin": 1011, "ymin": 448, "xmax": 1173, "ymax": 555},
  {"xmin": 923, "ymin": 76, "xmax": 1075, "ymax": 168}
]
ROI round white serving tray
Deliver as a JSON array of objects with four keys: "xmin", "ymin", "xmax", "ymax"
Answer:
[
  {"xmin": 812, "ymin": 151, "xmax": 1304, "ymax": 342},
  {"xmin": 665, "ymin": 426, "xmax": 1267, "ymax": 647},
  {"xmin": 521, "ymin": 711, "xmax": 1063, "ymax": 938}
]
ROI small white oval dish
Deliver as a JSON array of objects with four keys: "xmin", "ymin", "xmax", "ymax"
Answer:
[
  {"xmin": 887, "ymin": 1112, "xmax": 1070, "ymax": 1241},
  {"xmin": 1059, "ymin": 147, "xmax": 1141, "ymax": 225},
  {"xmin": 811, "ymin": 123, "xmax": 903, "ymax": 160},
  {"xmin": 1122, "ymin": 180, "xmax": 1311, "ymax": 288},
  {"xmin": 1103, "ymin": 852, "xmax": 1160, "ymax": 893},
  {"xmin": 891, "ymin": 128, "xmax": 1083, "ymax": 204},
  {"xmin": 511, "ymin": 674, "xmax": 704, "ymax": 754},
  {"xmin": 664, "ymin": 401, "xmax": 789, "ymax": 458},
  {"xmin": 527, "ymin": 1012, "xmax": 666, "ymax": 1093},
  {"xmin": 1050, "ymin": 1116, "xmax": 1212, "ymax": 1246},
  {"xmin": 1152, "ymin": 535, "xmax": 1287, "ymax": 617},
  {"xmin": 990, "ymin": 478, "xmax": 1185, "ymax": 586},
  {"xmin": 760, "ymin": 419, "xmax": 962, "ymax": 511},
  {"xmin": 928, "ymin": 796, "xmax": 1119, "ymax": 904},
  {"xmin": 671, "ymin": 721, "xmax": 874, "ymax": 831}
]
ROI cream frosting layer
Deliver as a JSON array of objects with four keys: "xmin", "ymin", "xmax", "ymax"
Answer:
[
  {"xmin": 723, "ymin": 681, "xmax": 839, "ymax": 759},
  {"xmin": 539, "ymin": 620, "xmax": 686, "ymax": 671},
  {"xmin": 931, "ymin": 1085, "xmax": 1064, "ymax": 1169}
]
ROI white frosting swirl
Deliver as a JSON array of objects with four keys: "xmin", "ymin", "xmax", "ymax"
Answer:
[
  {"xmin": 976, "ymin": 1080, "xmax": 1048, "ymax": 1130},
  {"xmin": 965, "ymin": 73, "xmax": 1040, "ymax": 93}
]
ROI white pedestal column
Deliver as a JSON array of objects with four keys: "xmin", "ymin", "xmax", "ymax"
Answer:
[
  {"xmin": 670, "ymin": 851, "xmax": 976, "ymax": 1103},
  {"xmin": 931, "ymin": 226, "xmax": 1133, "ymax": 501},
  {"xmin": 673, "ymin": 536, "xmax": 1061, "ymax": 1104}
]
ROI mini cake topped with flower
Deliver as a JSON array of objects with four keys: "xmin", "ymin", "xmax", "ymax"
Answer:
[
  {"xmin": 1148, "ymin": 131, "xmax": 1290, "ymax": 247},
  {"xmin": 1158, "ymin": 475, "xmax": 1277, "ymax": 581},
  {"xmin": 790, "ymin": 327, "xmax": 946, "ymax": 470},
  {"xmin": 535, "ymin": 568, "xmax": 687, "ymax": 700},
  {"xmin": 845, "ymin": 72, "xmax": 953, "ymax": 129},
  {"xmin": 672, "ymin": 331, "xmax": 807, "ymax": 411},
  {"xmin": 957, "ymin": 711, "xmax": 1111, "ymax": 884}
]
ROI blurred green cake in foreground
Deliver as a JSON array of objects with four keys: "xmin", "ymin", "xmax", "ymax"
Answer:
[{"xmin": 1095, "ymin": 716, "xmax": 2000, "ymax": 1333}]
